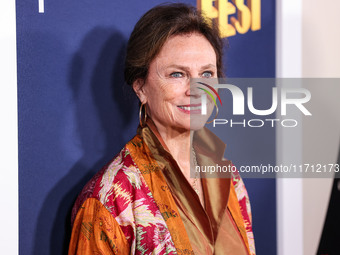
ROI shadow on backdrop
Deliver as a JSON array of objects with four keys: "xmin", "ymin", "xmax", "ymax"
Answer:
[{"xmin": 33, "ymin": 27, "xmax": 138, "ymax": 255}]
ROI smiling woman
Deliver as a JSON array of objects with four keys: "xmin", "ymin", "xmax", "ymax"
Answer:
[
  {"xmin": 69, "ymin": 3, "xmax": 255, "ymax": 255},
  {"xmin": 133, "ymin": 33, "xmax": 216, "ymax": 135}
]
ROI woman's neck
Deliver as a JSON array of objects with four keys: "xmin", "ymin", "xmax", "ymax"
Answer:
[{"xmin": 152, "ymin": 121, "xmax": 194, "ymax": 170}]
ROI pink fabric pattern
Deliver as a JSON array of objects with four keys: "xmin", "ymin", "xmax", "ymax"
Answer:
[
  {"xmin": 71, "ymin": 147, "xmax": 177, "ymax": 254},
  {"xmin": 232, "ymin": 171, "xmax": 255, "ymax": 255}
]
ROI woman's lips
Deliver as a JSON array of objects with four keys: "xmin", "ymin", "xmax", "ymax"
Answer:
[{"xmin": 177, "ymin": 104, "xmax": 202, "ymax": 114}]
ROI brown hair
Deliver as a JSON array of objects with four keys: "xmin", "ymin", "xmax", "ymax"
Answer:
[{"xmin": 124, "ymin": 3, "xmax": 225, "ymax": 86}]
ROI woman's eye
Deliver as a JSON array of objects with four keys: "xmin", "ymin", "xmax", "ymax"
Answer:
[
  {"xmin": 170, "ymin": 72, "xmax": 183, "ymax": 78},
  {"xmin": 202, "ymin": 71, "xmax": 213, "ymax": 78}
]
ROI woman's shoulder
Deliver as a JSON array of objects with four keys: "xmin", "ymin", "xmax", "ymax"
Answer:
[{"xmin": 71, "ymin": 144, "xmax": 144, "ymax": 225}]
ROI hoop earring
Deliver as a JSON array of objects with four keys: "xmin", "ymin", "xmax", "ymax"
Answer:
[
  {"xmin": 139, "ymin": 103, "xmax": 147, "ymax": 127},
  {"xmin": 206, "ymin": 105, "xmax": 219, "ymax": 124}
]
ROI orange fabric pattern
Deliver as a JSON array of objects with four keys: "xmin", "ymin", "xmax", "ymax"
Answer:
[
  {"xmin": 69, "ymin": 124, "xmax": 255, "ymax": 254},
  {"xmin": 227, "ymin": 181, "xmax": 251, "ymax": 254},
  {"xmin": 69, "ymin": 198, "xmax": 130, "ymax": 255},
  {"xmin": 127, "ymin": 136, "xmax": 195, "ymax": 254}
]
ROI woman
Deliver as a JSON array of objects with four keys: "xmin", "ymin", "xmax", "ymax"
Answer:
[{"xmin": 69, "ymin": 3, "xmax": 255, "ymax": 255}]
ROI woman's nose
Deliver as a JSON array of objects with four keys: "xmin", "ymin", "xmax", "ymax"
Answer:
[{"xmin": 186, "ymin": 78, "xmax": 206, "ymax": 97}]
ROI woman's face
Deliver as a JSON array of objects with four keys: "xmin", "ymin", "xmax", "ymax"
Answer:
[{"xmin": 133, "ymin": 33, "xmax": 217, "ymax": 132}]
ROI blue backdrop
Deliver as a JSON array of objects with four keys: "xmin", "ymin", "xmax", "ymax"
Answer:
[{"xmin": 17, "ymin": 0, "xmax": 276, "ymax": 254}]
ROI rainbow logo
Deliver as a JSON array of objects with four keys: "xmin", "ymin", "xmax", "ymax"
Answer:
[{"xmin": 196, "ymin": 81, "xmax": 222, "ymax": 114}]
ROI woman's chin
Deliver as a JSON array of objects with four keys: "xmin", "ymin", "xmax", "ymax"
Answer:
[{"xmin": 189, "ymin": 114, "xmax": 211, "ymax": 131}]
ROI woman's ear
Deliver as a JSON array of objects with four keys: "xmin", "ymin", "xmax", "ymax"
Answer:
[{"xmin": 132, "ymin": 78, "xmax": 147, "ymax": 103}]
